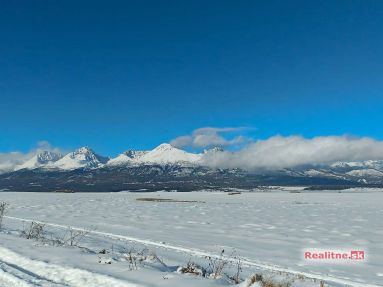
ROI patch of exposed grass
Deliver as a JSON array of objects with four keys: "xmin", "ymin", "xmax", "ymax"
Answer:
[{"xmin": 245, "ymin": 274, "xmax": 292, "ymax": 287}]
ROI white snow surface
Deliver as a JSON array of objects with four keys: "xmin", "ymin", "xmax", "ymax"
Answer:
[
  {"xmin": 0, "ymin": 190, "xmax": 382, "ymax": 286},
  {"xmin": 0, "ymin": 246, "xmax": 142, "ymax": 287}
]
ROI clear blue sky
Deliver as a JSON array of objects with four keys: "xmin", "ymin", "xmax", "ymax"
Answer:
[{"xmin": 1, "ymin": 0, "xmax": 383, "ymax": 155}]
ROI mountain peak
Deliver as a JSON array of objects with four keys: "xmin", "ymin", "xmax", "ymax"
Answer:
[
  {"xmin": 75, "ymin": 146, "xmax": 94, "ymax": 154},
  {"xmin": 140, "ymin": 143, "xmax": 201, "ymax": 165},
  {"xmin": 14, "ymin": 150, "xmax": 63, "ymax": 171},
  {"xmin": 123, "ymin": 150, "xmax": 148, "ymax": 159},
  {"xmin": 36, "ymin": 150, "xmax": 62, "ymax": 160},
  {"xmin": 107, "ymin": 150, "xmax": 148, "ymax": 166},
  {"xmin": 153, "ymin": 143, "xmax": 175, "ymax": 151},
  {"xmin": 51, "ymin": 146, "xmax": 108, "ymax": 170},
  {"xmin": 36, "ymin": 150, "xmax": 63, "ymax": 162}
]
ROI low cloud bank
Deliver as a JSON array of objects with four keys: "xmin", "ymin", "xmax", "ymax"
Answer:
[
  {"xmin": 202, "ymin": 135, "xmax": 383, "ymax": 170},
  {"xmin": 0, "ymin": 141, "xmax": 63, "ymax": 173},
  {"xmin": 170, "ymin": 127, "xmax": 251, "ymax": 148},
  {"xmin": 0, "ymin": 152, "xmax": 31, "ymax": 173}
]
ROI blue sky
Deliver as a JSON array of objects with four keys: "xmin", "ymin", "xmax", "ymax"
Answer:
[{"xmin": 1, "ymin": 0, "xmax": 383, "ymax": 155}]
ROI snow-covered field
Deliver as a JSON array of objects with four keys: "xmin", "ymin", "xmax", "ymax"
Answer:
[{"xmin": 0, "ymin": 189, "xmax": 382, "ymax": 287}]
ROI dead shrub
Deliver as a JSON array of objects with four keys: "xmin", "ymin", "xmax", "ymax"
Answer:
[
  {"xmin": 21, "ymin": 221, "xmax": 46, "ymax": 241},
  {"xmin": 177, "ymin": 259, "xmax": 206, "ymax": 277},
  {"xmin": 62, "ymin": 227, "xmax": 90, "ymax": 247},
  {"xmin": 245, "ymin": 274, "xmax": 292, "ymax": 287},
  {"xmin": 205, "ymin": 249, "xmax": 229, "ymax": 279},
  {"xmin": 149, "ymin": 251, "xmax": 168, "ymax": 270},
  {"xmin": 0, "ymin": 202, "xmax": 8, "ymax": 229},
  {"xmin": 125, "ymin": 248, "xmax": 139, "ymax": 270},
  {"xmin": 228, "ymin": 254, "xmax": 243, "ymax": 284},
  {"xmin": 121, "ymin": 247, "xmax": 150, "ymax": 270},
  {"xmin": 245, "ymin": 274, "xmax": 263, "ymax": 287}
]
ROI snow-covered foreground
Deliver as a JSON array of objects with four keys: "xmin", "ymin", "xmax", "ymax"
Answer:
[
  {"xmin": 0, "ymin": 190, "xmax": 382, "ymax": 286},
  {"xmin": 0, "ymin": 245, "xmax": 143, "ymax": 287}
]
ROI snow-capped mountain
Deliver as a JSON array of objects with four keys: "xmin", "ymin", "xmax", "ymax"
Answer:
[
  {"xmin": 5, "ymin": 144, "xmax": 204, "ymax": 173},
  {"xmin": 3, "ymin": 144, "xmax": 383, "ymax": 192},
  {"xmin": 125, "ymin": 150, "xmax": 148, "ymax": 159},
  {"xmin": 108, "ymin": 144, "xmax": 202, "ymax": 166},
  {"xmin": 107, "ymin": 150, "xmax": 148, "ymax": 166},
  {"xmin": 15, "ymin": 151, "xmax": 63, "ymax": 171},
  {"xmin": 137, "ymin": 143, "xmax": 202, "ymax": 165},
  {"xmin": 346, "ymin": 168, "xmax": 383, "ymax": 178},
  {"xmin": 49, "ymin": 147, "xmax": 108, "ymax": 170},
  {"xmin": 331, "ymin": 160, "xmax": 383, "ymax": 171},
  {"xmin": 3, "ymin": 144, "xmax": 383, "ymax": 189}
]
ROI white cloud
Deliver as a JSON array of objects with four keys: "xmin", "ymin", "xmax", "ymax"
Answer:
[
  {"xmin": 170, "ymin": 127, "xmax": 251, "ymax": 148},
  {"xmin": 0, "ymin": 151, "xmax": 31, "ymax": 173},
  {"xmin": 35, "ymin": 140, "xmax": 62, "ymax": 154},
  {"xmin": 202, "ymin": 135, "xmax": 383, "ymax": 170},
  {"xmin": 0, "ymin": 141, "xmax": 64, "ymax": 173}
]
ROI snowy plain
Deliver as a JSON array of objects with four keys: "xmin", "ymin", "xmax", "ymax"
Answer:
[{"xmin": 0, "ymin": 189, "xmax": 382, "ymax": 287}]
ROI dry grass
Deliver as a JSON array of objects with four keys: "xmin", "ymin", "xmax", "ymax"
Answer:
[
  {"xmin": 246, "ymin": 274, "xmax": 263, "ymax": 287},
  {"xmin": 262, "ymin": 280, "xmax": 291, "ymax": 287},
  {"xmin": 245, "ymin": 274, "xmax": 292, "ymax": 287}
]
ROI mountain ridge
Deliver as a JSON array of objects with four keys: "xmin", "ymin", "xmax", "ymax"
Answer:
[{"xmin": 2, "ymin": 144, "xmax": 383, "ymax": 191}]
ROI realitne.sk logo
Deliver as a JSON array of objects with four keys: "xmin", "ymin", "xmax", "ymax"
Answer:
[{"xmin": 303, "ymin": 249, "xmax": 365, "ymax": 263}]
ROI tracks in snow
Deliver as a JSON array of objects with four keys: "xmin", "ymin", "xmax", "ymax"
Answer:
[
  {"xmin": 0, "ymin": 246, "xmax": 144, "ymax": 287},
  {"xmin": 0, "ymin": 266, "xmax": 31, "ymax": 287},
  {"xmin": 4, "ymin": 215, "xmax": 382, "ymax": 287},
  {"xmin": 0, "ymin": 259, "xmax": 65, "ymax": 287}
]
